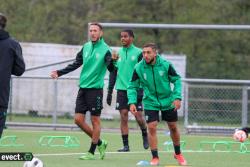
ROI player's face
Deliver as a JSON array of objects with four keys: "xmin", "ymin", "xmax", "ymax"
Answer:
[
  {"xmin": 142, "ymin": 47, "xmax": 157, "ymax": 64},
  {"xmin": 89, "ymin": 25, "xmax": 103, "ymax": 42},
  {"xmin": 120, "ymin": 32, "xmax": 133, "ymax": 47}
]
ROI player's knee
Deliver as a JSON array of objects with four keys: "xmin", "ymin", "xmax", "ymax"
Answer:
[
  {"xmin": 121, "ymin": 114, "xmax": 128, "ymax": 123},
  {"xmin": 74, "ymin": 116, "xmax": 83, "ymax": 126},
  {"xmin": 169, "ymin": 125, "xmax": 178, "ymax": 133},
  {"xmin": 148, "ymin": 124, "xmax": 157, "ymax": 134},
  {"xmin": 136, "ymin": 117, "xmax": 145, "ymax": 127}
]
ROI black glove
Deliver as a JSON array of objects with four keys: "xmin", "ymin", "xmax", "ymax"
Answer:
[
  {"xmin": 106, "ymin": 93, "xmax": 112, "ymax": 105},
  {"xmin": 106, "ymin": 90, "xmax": 113, "ymax": 105}
]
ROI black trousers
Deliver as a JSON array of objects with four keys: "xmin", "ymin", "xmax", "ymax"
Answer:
[{"xmin": 0, "ymin": 107, "xmax": 7, "ymax": 138}]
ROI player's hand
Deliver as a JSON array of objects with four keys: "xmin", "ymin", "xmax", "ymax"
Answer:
[
  {"xmin": 130, "ymin": 104, "xmax": 137, "ymax": 115},
  {"xmin": 112, "ymin": 50, "xmax": 119, "ymax": 61},
  {"xmin": 50, "ymin": 71, "xmax": 59, "ymax": 79},
  {"xmin": 173, "ymin": 99, "xmax": 181, "ymax": 111},
  {"xmin": 106, "ymin": 92, "xmax": 112, "ymax": 105}
]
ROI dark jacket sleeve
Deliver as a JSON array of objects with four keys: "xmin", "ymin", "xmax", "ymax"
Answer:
[
  {"xmin": 104, "ymin": 50, "xmax": 115, "ymax": 72},
  {"xmin": 127, "ymin": 70, "xmax": 140, "ymax": 104},
  {"xmin": 137, "ymin": 52, "xmax": 143, "ymax": 62},
  {"xmin": 57, "ymin": 48, "xmax": 83, "ymax": 76},
  {"xmin": 168, "ymin": 64, "xmax": 182, "ymax": 100},
  {"xmin": 105, "ymin": 50, "xmax": 117, "ymax": 93},
  {"xmin": 107, "ymin": 68, "xmax": 117, "ymax": 93},
  {"xmin": 11, "ymin": 42, "xmax": 25, "ymax": 76}
]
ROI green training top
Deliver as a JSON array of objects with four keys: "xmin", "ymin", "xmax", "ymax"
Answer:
[
  {"xmin": 127, "ymin": 55, "xmax": 182, "ymax": 111},
  {"xmin": 115, "ymin": 44, "xmax": 142, "ymax": 90},
  {"xmin": 79, "ymin": 38, "xmax": 111, "ymax": 88}
]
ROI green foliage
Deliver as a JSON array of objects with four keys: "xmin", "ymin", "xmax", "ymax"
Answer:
[{"xmin": 1, "ymin": 0, "xmax": 250, "ymax": 79}]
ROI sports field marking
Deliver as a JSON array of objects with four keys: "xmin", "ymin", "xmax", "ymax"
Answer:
[
  {"xmin": 34, "ymin": 150, "xmax": 234, "ymax": 157},
  {"xmin": 5, "ymin": 129, "xmax": 231, "ymax": 138}
]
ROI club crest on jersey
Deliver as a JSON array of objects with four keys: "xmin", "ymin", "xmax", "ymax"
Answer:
[
  {"xmin": 95, "ymin": 53, "xmax": 100, "ymax": 59},
  {"xmin": 84, "ymin": 52, "xmax": 88, "ymax": 58},
  {"xmin": 131, "ymin": 55, "xmax": 136, "ymax": 61},
  {"xmin": 159, "ymin": 71, "xmax": 164, "ymax": 76},
  {"xmin": 143, "ymin": 73, "xmax": 147, "ymax": 80}
]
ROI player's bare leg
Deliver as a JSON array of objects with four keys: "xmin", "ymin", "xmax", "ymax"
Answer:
[
  {"xmin": 74, "ymin": 113, "xmax": 92, "ymax": 137},
  {"xmin": 91, "ymin": 115, "xmax": 101, "ymax": 143},
  {"xmin": 118, "ymin": 109, "xmax": 130, "ymax": 152},
  {"xmin": 167, "ymin": 122, "xmax": 187, "ymax": 166},
  {"xmin": 147, "ymin": 121, "xmax": 159, "ymax": 165},
  {"xmin": 135, "ymin": 111, "xmax": 149, "ymax": 149}
]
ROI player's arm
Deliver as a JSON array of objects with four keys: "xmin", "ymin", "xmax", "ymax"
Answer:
[
  {"xmin": 51, "ymin": 48, "xmax": 83, "ymax": 79},
  {"xmin": 106, "ymin": 68, "xmax": 117, "ymax": 105},
  {"xmin": 104, "ymin": 50, "xmax": 116, "ymax": 72},
  {"xmin": 168, "ymin": 64, "xmax": 182, "ymax": 110},
  {"xmin": 128, "ymin": 69, "xmax": 140, "ymax": 115},
  {"xmin": 106, "ymin": 50, "xmax": 117, "ymax": 91},
  {"xmin": 11, "ymin": 41, "xmax": 25, "ymax": 76},
  {"xmin": 137, "ymin": 52, "xmax": 143, "ymax": 93},
  {"xmin": 104, "ymin": 50, "xmax": 117, "ymax": 105}
]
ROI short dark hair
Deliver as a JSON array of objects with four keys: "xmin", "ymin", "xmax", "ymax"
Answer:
[
  {"xmin": 121, "ymin": 29, "xmax": 134, "ymax": 38},
  {"xmin": 89, "ymin": 22, "xmax": 103, "ymax": 30},
  {"xmin": 0, "ymin": 13, "xmax": 7, "ymax": 29},
  {"xmin": 143, "ymin": 43, "xmax": 157, "ymax": 50}
]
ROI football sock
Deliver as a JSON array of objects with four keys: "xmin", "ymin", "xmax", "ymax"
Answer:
[
  {"xmin": 122, "ymin": 134, "xmax": 129, "ymax": 147},
  {"xmin": 174, "ymin": 145, "xmax": 181, "ymax": 155},
  {"xmin": 141, "ymin": 128, "xmax": 147, "ymax": 137},
  {"xmin": 88, "ymin": 142, "xmax": 97, "ymax": 154},
  {"xmin": 151, "ymin": 149, "xmax": 159, "ymax": 158},
  {"xmin": 97, "ymin": 139, "xmax": 102, "ymax": 146}
]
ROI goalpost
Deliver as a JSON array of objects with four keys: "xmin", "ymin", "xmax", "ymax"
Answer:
[{"xmin": 90, "ymin": 23, "xmax": 250, "ymax": 134}]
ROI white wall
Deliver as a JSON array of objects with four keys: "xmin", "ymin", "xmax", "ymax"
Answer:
[{"xmin": 11, "ymin": 43, "xmax": 186, "ymax": 119}]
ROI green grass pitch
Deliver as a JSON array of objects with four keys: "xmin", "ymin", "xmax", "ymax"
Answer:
[{"xmin": 0, "ymin": 129, "xmax": 249, "ymax": 167}]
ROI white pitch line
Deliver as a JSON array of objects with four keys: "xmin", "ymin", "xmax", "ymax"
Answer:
[{"xmin": 34, "ymin": 150, "xmax": 235, "ymax": 157}]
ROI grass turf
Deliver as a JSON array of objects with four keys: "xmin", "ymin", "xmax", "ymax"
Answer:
[{"xmin": 0, "ymin": 129, "xmax": 250, "ymax": 167}]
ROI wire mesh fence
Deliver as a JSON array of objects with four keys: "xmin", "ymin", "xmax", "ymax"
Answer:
[
  {"xmin": 183, "ymin": 79, "xmax": 250, "ymax": 134},
  {"xmin": 7, "ymin": 77, "xmax": 250, "ymax": 135}
]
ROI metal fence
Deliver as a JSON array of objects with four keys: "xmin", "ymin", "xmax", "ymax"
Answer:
[
  {"xmin": 8, "ymin": 76, "xmax": 119, "ymax": 125},
  {"xmin": 183, "ymin": 79, "xmax": 250, "ymax": 134},
  {"xmin": 7, "ymin": 76, "xmax": 250, "ymax": 134}
]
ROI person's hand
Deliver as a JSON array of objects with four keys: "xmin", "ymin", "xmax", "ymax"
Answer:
[
  {"xmin": 112, "ymin": 50, "xmax": 119, "ymax": 61},
  {"xmin": 173, "ymin": 99, "xmax": 181, "ymax": 111},
  {"xmin": 50, "ymin": 71, "xmax": 59, "ymax": 79},
  {"xmin": 106, "ymin": 92, "xmax": 112, "ymax": 105},
  {"xmin": 129, "ymin": 104, "xmax": 137, "ymax": 115}
]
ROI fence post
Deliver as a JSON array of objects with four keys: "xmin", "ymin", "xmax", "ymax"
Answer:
[
  {"xmin": 53, "ymin": 80, "xmax": 58, "ymax": 129},
  {"xmin": 241, "ymin": 86, "xmax": 248, "ymax": 127},
  {"xmin": 184, "ymin": 82, "xmax": 189, "ymax": 128}
]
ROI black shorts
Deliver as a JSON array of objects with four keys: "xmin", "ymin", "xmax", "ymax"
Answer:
[
  {"xmin": 116, "ymin": 89, "xmax": 143, "ymax": 111},
  {"xmin": 75, "ymin": 88, "xmax": 103, "ymax": 116},
  {"xmin": 144, "ymin": 108, "xmax": 178, "ymax": 123}
]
